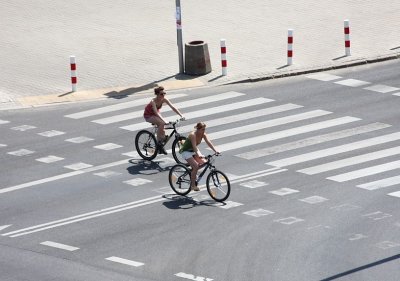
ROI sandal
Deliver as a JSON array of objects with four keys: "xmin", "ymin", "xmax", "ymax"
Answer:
[{"xmin": 191, "ymin": 186, "xmax": 200, "ymax": 191}]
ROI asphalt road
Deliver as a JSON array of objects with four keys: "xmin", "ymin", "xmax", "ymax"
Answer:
[{"xmin": 1, "ymin": 60, "xmax": 400, "ymax": 281}]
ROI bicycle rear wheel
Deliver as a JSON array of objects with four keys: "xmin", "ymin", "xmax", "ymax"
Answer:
[
  {"xmin": 169, "ymin": 164, "xmax": 192, "ymax": 196},
  {"xmin": 172, "ymin": 136, "xmax": 187, "ymax": 165},
  {"xmin": 135, "ymin": 130, "xmax": 158, "ymax": 161},
  {"xmin": 206, "ymin": 170, "xmax": 230, "ymax": 202}
]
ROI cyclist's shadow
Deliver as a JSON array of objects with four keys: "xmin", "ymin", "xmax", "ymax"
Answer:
[
  {"xmin": 161, "ymin": 194, "xmax": 225, "ymax": 209},
  {"xmin": 127, "ymin": 157, "xmax": 176, "ymax": 176}
]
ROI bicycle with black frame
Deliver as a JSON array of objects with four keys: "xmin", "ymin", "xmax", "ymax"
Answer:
[
  {"xmin": 168, "ymin": 153, "xmax": 231, "ymax": 202},
  {"xmin": 135, "ymin": 118, "xmax": 187, "ymax": 164}
]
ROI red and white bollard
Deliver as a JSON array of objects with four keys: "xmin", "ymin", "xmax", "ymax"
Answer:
[
  {"xmin": 70, "ymin": 55, "xmax": 77, "ymax": 92},
  {"xmin": 220, "ymin": 39, "xmax": 227, "ymax": 76},
  {"xmin": 344, "ymin": 19, "xmax": 351, "ymax": 56},
  {"xmin": 287, "ymin": 29, "xmax": 293, "ymax": 65}
]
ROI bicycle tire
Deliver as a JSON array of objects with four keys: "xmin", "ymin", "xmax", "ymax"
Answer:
[
  {"xmin": 135, "ymin": 130, "xmax": 158, "ymax": 161},
  {"xmin": 206, "ymin": 170, "xmax": 231, "ymax": 202},
  {"xmin": 169, "ymin": 164, "xmax": 192, "ymax": 196},
  {"xmin": 172, "ymin": 136, "xmax": 187, "ymax": 165}
]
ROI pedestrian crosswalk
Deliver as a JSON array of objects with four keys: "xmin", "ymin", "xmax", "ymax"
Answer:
[{"xmin": 64, "ymin": 90, "xmax": 400, "ymax": 199}]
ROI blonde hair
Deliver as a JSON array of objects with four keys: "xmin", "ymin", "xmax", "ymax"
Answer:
[{"xmin": 194, "ymin": 122, "xmax": 206, "ymax": 130}]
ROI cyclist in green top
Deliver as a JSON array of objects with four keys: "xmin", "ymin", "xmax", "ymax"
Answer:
[{"xmin": 180, "ymin": 122, "xmax": 220, "ymax": 191}]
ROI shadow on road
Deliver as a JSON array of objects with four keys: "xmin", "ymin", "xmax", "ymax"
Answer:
[
  {"xmin": 127, "ymin": 158, "xmax": 175, "ymax": 175},
  {"xmin": 103, "ymin": 73, "xmax": 196, "ymax": 100},
  {"xmin": 161, "ymin": 194, "xmax": 226, "ymax": 210},
  {"xmin": 320, "ymin": 253, "xmax": 400, "ymax": 280}
]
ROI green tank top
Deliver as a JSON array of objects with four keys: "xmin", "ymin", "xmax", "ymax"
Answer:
[{"xmin": 179, "ymin": 137, "xmax": 194, "ymax": 153}]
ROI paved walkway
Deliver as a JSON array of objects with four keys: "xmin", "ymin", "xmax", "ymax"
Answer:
[{"xmin": 1, "ymin": 0, "xmax": 400, "ymax": 109}]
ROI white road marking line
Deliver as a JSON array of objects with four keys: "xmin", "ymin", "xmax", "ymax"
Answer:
[
  {"xmin": 243, "ymin": 209, "xmax": 274, "ymax": 217},
  {"xmin": 334, "ymin": 79, "xmax": 371, "ymax": 87},
  {"xmin": 392, "ymin": 92, "xmax": 400, "ymax": 97},
  {"xmin": 40, "ymin": 241, "xmax": 79, "ymax": 251},
  {"xmin": 358, "ymin": 175, "xmax": 400, "ymax": 190},
  {"xmin": 305, "ymin": 73, "xmax": 342, "ymax": 81},
  {"xmin": 121, "ymin": 97, "xmax": 277, "ymax": 132},
  {"xmin": 299, "ymin": 145, "xmax": 400, "ymax": 175},
  {"xmin": 93, "ymin": 170, "xmax": 122, "ymax": 178},
  {"xmin": 93, "ymin": 143, "xmax": 123, "ymax": 150},
  {"xmin": 2, "ymin": 196, "xmax": 166, "ymax": 237},
  {"xmin": 175, "ymin": 272, "xmax": 213, "ymax": 281},
  {"xmin": 7, "ymin": 149, "xmax": 35, "ymax": 156},
  {"xmin": 363, "ymin": 84, "xmax": 399, "ymax": 93},
  {"xmin": 65, "ymin": 136, "xmax": 94, "ymax": 143},
  {"xmin": 267, "ymin": 132, "xmax": 400, "ymax": 167},
  {"xmin": 0, "ymin": 158, "xmax": 131, "ymax": 194},
  {"xmin": 36, "ymin": 155, "xmax": 64, "ymax": 163},
  {"xmin": 236, "ymin": 122, "xmax": 390, "ymax": 159},
  {"xmin": 37, "ymin": 130, "xmax": 65, "ymax": 137},
  {"xmin": 327, "ymin": 160, "xmax": 400, "ymax": 182},
  {"xmin": 0, "ymin": 119, "xmax": 10, "ymax": 124},
  {"xmin": 93, "ymin": 91, "xmax": 244, "ymax": 125},
  {"xmin": 209, "ymin": 110, "xmax": 332, "ymax": 140},
  {"xmin": 105, "ymin": 256, "xmax": 144, "ymax": 267},
  {"xmin": 299, "ymin": 196, "xmax": 328, "ymax": 204},
  {"xmin": 216, "ymin": 116, "xmax": 360, "ymax": 152},
  {"xmin": 64, "ymin": 162, "xmax": 93, "ymax": 170},
  {"xmin": 64, "ymin": 94, "xmax": 186, "ymax": 119},
  {"xmin": 11, "ymin": 125, "xmax": 36, "ymax": 131},
  {"xmin": 274, "ymin": 217, "xmax": 304, "ymax": 225},
  {"xmin": 269, "ymin": 188, "xmax": 299, "ymax": 196},
  {"xmin": 388, "ymin": 191, "xmax": 400, "ymax": 198},
  {"xmin": 0, "ymin": 225, "xmax": 11, "ymax": 232}
]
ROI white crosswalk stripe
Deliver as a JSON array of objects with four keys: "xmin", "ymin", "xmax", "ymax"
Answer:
[
  {"xmin": 92, "ymin": 91, "xmax": 245, "ymax": 125},
  {"xmin": 214, "ymin": 116, "xmax": 360, "ymax": 152},
  {"xmin": 327, "ymin": 160, "xmax": 400, "ymax": 182},
  {"xmin": 358, "ymin": 175, "xmax": 400, "ymax": 190},
  {"xmin": 267, "ymin": 132, "xmax": 400, "ymax": 168},
  {"xmin": 120, "ymin": 97, "xmax": 276, "ymax": 132},
  {"xmin": 208, "ymin": 110, "xmax": 332, "ymax": 140},
  {"xmin": 236, "ymin": 123, "xmax": 390, "ymax": 160},
  {"xmin": 65, "ymin": 94, "xmax": 186, "ymax": 119},
  {"xmin": 298, "ymin": 145, "xmax": 400, "ymax": 175}
]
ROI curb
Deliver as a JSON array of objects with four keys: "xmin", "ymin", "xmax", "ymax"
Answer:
[
  {"xmin": 224, "ymin": 53, "xmax": 400, "ymax": 85},
  {"xmin": 1, "ymin": 53, "xmax": 399, "ymax": 111}
]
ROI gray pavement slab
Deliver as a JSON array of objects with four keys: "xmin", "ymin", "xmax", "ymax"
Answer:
[{"xmin": 1, "ymin": 0, "xmax": 400, "ymax": 108}]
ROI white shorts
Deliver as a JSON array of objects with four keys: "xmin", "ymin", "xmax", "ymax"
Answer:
[{"xmin": 181, "ymin": 151, "xmax": 195, "ymax": 160}]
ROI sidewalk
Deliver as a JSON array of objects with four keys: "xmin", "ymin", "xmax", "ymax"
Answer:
[{"xmin": 1, "ymin": 0, "xmax": 399, "ymax": 109}]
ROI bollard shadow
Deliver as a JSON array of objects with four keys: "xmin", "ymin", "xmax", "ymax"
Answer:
[
  {"xmin": 390, "ymin": 46, "xmax": 400, "ymax": 50},
  {"xmin": 103, "ymin": 73, "xmax": 197, "ymax": 100},
  {"xmin": 208, "ymin": 75, "xmax": 224, "ymax": 82},
  {"xmin": 161, "ymin": 194, "xmax": 225, "ymax": 209},
  {"xmin": 126, "ymin": 157, "xmax": 175, "ymax": 176},
  {"xmin": 332, "ymin": 55, "xmax": 348, "ymax": 61},
  {"xmin": 320, "ymin": 253, "xmax": 400, "ymax": 280},
  {"xmin": 277, "ymin": 64, "xmax": 290, "ymax": 70},
  {"xmin": 58, "ymin": 91, "xmax": 74, "ymax": 97}
]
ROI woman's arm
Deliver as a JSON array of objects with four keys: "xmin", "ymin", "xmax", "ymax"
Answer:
[
  {"xmin": 203, "ymin": 133, "xmax": 220, "ymax": 154},
  {"xmin": 164, "ymin": 98, "xmax": 184, "ymax": 118}
]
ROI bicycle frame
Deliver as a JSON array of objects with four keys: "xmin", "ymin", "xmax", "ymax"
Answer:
[
  {"xmin": 149, "ymin": 121, "xmax": 182, "ymax": 146},
  {"xmin": 195, "ymin": 156, "xmax": 217, "ymax": 185}
]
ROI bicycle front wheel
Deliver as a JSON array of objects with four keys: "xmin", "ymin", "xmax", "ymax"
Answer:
[
  {"xmin": 169, "ymin": 164, "xmax": 192, "ymax": 196},
  {"xmin": 206, "ymin": 170, "xmax": 231, "ymax": 202},
  {"xmin": 172, "ymin": 136, "xmax": 187, "ymax": 165},
  {"xmin": 135, "ymin": 130, "xmax": 158, "ymax": 161}
]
